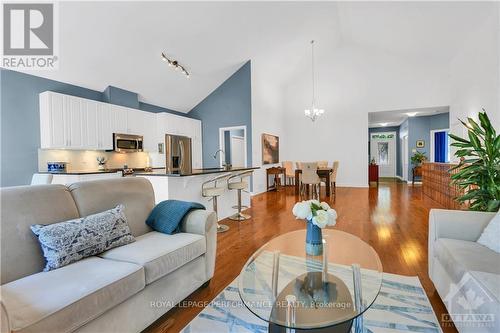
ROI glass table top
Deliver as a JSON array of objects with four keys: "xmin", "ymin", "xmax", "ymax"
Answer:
[{"xmin": 238, "ymin": 229, "xmax": 383, "ymax": 330}]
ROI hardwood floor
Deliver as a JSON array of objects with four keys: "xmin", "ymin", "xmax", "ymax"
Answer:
[{"xmin": 145, "ymin": 182, "xmax": 457, "ymax": 333}]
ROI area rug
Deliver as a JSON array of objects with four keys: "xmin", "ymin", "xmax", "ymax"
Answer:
[{"xmin": 181, "ymin": 270, "xmax": 442, "ymax": 333}]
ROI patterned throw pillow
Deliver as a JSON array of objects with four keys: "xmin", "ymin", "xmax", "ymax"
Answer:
[{"xmin": 31, "ymin": 204, "xmax": 135, "ymax": 271}]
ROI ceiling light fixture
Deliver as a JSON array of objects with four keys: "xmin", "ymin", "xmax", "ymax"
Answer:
[
  {"xmin": 380, "ymin": 122, "xmax": 388, "ymax": 127},
  {"xmin": 406, "ymin": 112, "xmax": 417, "ymax": 117},
  {"xmin": 161, "ymin": 52, "xmax": 190, "ymax": 78},
  {"xmin": 304, "ymin": 40, "xmax": 324, "ymax": 122}
]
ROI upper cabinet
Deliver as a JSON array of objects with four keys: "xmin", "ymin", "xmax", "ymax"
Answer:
[
  {"xmin": 39, "ymin": 92, "xmax": 203, "ymax": 167},
  {"xmin": 40, "ymin": 92, "xmax": 98, "ymax": 149}
]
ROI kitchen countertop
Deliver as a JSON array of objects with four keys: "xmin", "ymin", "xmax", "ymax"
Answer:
[
  {"xmin": 39, "ymin": 169, "xmax": 122, "ymax": 175},
  {"xmin": 135, "ymin": 166, "xmax": 259, "ymax": 177}
]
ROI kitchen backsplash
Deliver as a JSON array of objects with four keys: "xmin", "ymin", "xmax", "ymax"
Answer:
[{"xmin": 38, "ymin": 149, "xmax": 165, "ymax": 171}]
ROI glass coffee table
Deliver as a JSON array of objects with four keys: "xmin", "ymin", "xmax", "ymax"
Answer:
[{"xmin": 238, "ymin": 229, "xmax": 383, "ymax": 332}]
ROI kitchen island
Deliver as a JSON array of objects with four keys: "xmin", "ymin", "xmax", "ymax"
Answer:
[{"xmin": 135, "ymin": 167, "xmax": 259, "ymax": 221}]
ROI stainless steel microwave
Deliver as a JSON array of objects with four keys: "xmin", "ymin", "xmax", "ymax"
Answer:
[{"xmin": 113, "ymin": 133, "xmax": 143, "ymax": 153}]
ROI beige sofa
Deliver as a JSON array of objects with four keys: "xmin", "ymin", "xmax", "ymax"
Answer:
[
  {"xmin": 0, "ymin": 177, "xmax": 217, "ymax": 333},
  {"xmin": 429, "ymin": 209, "xmax": 499, "ymax": 333}
]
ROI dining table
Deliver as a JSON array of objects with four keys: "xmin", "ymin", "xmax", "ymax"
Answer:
[{"xmin": 295, "ymin": 168, "xmax": 333, "ymax": 196}]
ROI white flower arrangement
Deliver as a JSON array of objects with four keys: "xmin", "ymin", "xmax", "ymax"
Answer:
[{"xmin": 292, "ymin": 200, "xmax": 337, "ymax": 228}]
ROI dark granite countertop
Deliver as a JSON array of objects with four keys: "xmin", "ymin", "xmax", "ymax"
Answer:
[{"xmin": 135, "ymin": 166, "xmax": 259, "ymax": 177}]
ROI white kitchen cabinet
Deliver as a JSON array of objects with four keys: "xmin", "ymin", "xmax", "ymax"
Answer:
[
  {"xmin": 82, "ymin": 100, "xmax": 99, "ymax": 149},
  {"xmin": 96, "ymin": 103, "xmax": 113, "ymax": 150},
  {"xmin": 39, "ymin": 92, "xmax": 203, "ymax": 160},
  {"xmin": 126, "ymin": 108, "xmax": 144, "ymax": 135},
  {"xmin": 142, "ymin": 111, "xmax": 157, "ymax": 152},
  {"xmin": 40, "ymin": 92, "xmax": 66, "ymax": 149},
  {"xmin": 50, "ymin": 171, "xmax": 122, "ymax": 185},
  {"xmin": 109, "ymin": 104, "xmax": 128, "ymax": 135},
  {"xmin": 191, "ymin": 120, "xmax": 203, "ymax": 169},
  {"xmin": 40, "ymin": 92, "xmax": 93, "ymax": 150}
]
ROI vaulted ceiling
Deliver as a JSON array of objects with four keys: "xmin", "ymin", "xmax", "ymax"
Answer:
[{"xmin": 17, "ymin": 1, "xmax": 496, "ymax": 112}]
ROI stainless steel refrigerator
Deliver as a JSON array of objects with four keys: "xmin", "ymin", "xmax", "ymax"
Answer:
[{"xmin": 165, "ymin": 134, "xmax": 192, "ymax": 175}]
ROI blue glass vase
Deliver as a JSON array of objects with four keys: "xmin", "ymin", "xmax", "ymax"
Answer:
[{"xmin": 305, "ymin": 219, "xmax": 323, "ymax": 256}]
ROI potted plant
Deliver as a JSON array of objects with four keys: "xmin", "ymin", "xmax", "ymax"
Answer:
[
  {"xmin": 292, "ymin": 200, "xmax": 337, "ymax": 255},
  {"xmin": 449, "ymin": 110, "xmax": 500, "ymax": 212},
  {"xmin": 410, "ymin": 151, "xmax": 427, "ymax": 182},
  {"xmin": 410, "ymin": 151, "xmax": 427, "ymax": 166}
]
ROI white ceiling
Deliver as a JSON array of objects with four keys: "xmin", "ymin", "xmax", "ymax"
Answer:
[
  {"xmin": 14, "ymin": 1, "xmax": 496, "ymax": 113},
  {"xmin": 368, "ymin": 106, "xmax": 450, "ymax": 128}
]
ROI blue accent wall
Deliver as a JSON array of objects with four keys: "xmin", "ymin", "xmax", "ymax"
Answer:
[
  {"xmin": 139, "ymin": 101, "xmax": 186, "ymax": 116},
  {"xmin": 103, "ymin": 86, "xmax": 139, "ymax": 109},
  {"xmin": 0, "ymin": 69, "xmax": 184, "ymax": 186},
  {"xmin": 407, "ymin": 113, "xmax": 450, "ymax": 179},
  {"xmin": 1, "ymin": 69, "xmax": 104, "ymax": 187},
  {"xmin": 368, "ymin": 126, "xmax": 402, "ymax": 177},
  {"xmin": 188, "ymin": 61, "xmax": 252, "ymax": 168}
]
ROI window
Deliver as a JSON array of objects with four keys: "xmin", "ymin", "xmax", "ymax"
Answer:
[{"xmin": 378, "ymin": 142, "xmax": 389, "ymax": 165}]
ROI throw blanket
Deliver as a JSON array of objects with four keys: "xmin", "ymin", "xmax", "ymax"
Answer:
[{"xmin": 146, "ymin": 200, "xmax": 205, "ymax": 235}]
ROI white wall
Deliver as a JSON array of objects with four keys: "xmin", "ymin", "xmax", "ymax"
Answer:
[
  {"xmin": 449, "ymin": 4, "xmax": 500, "ymax": 144},
  {"xmin": 249, "ymin": 3, "xmax": 498, "ymax": 189},
  {"xmin": 282, "ymin": 45, "xmax": 450, "ymax": 187},
  {"xmin": 251, "ymin": 58, "xmax": 287, "ymax": 195}
]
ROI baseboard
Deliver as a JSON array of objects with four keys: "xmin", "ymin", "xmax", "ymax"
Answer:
[{"xmin": 336, "ymin": 183, "xmax": 369, "ymax": 188}]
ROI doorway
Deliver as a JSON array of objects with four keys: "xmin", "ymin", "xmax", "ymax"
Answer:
[
  {"xmin": 218, "ymin": 126, "xmax": 247, "ymax": 168},
  {"xmin": 370, "ymin": 132, "xmax": 397, "ymax": 177},
  {"xmin": 402, "ymin": 135, "xmax": 408, "ymax": 181},
  {"xmin": 430, "ymin": 129, "xmax": 450, "ymax": 163}
]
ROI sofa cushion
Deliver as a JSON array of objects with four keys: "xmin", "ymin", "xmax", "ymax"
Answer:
[
  {"xmin": 68, "ymin": 177, "xmax": 155, "ymax": 237},
  {"xmin": 31, "ymin": 204, "xmax": 135, "ymax": 271},
  {"xmin": 99, "ymin": 231, "xmax": 206, "ymax": 284},
  {"xmin": 0, "ymin": 184, "xmax": 80, "ymax": 284},
  {"xmin": 1, "ymin": 257, "xmax": 144, "ymax": 333},
  {"xmin": 435, "ymin": 238, "xmax": 500, "ymax": 284}
]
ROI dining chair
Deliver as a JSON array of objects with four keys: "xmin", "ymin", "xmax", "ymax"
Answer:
[
  {"xmin": 318, "ymin": 161, "xmax": 329, "ymax": 186},
  {"xmin": 317, "ymin": 161, "xmax": 329, "ymax": 168},
  {"xmin": 330, "ymin": 161, "xmax": 339, "ymax": 197},
  {"xmin": 281, "ymin": 161, "xmax": 295, "ymax": 186},
  {"xmin": 295, "ymin": 162, "xmax": 303, "ymax": 188},
  {"xmin": 300, "ymin": 162, "xmax": 321, "ymax": 199}
]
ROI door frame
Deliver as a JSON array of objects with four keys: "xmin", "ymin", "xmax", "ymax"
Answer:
[
  {"xmin": 370, "ymin": 131, "xmax": 397, "ymax": 178},
  {"xmin": 430, "ymin": 128, "xmax": 449, "ymax": 163},
  {"xmin": 229, "ymin": 135, "xmax": 245, "ymax": 167},
  {"xmin": 402, "ymin": 135, "xmax": 408, "ymax": 181},
  {"xmin": 218, "ymin": 125, "xmax": 247, "ymax": 167}
]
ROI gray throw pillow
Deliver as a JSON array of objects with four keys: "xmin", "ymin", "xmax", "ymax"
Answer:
[{"xmin": 31, "ymin": 204, "xmax": 135, "ymax": 271}]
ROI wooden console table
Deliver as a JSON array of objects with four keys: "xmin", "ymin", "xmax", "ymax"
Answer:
[
  {"xmin": 266, "ymin": 167, "xmax": 285, "ymax": 191},
  {"xmin": 368, "ymin": 164, "xmax": 379, "ymax": 184}
]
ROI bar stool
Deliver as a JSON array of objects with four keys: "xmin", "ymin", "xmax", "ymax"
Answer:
[
  {"xmin": 202, "ymin": 174, "xmax": 231, "ymax": 233},
  {"xmin": 228, "ymin": 170, "xmax": 253, "ymax": 221}
]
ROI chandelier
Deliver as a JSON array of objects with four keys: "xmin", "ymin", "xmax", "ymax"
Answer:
[{"xmin": 304, "ymin": 40, "xmax": 324, "ymax": 122}]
